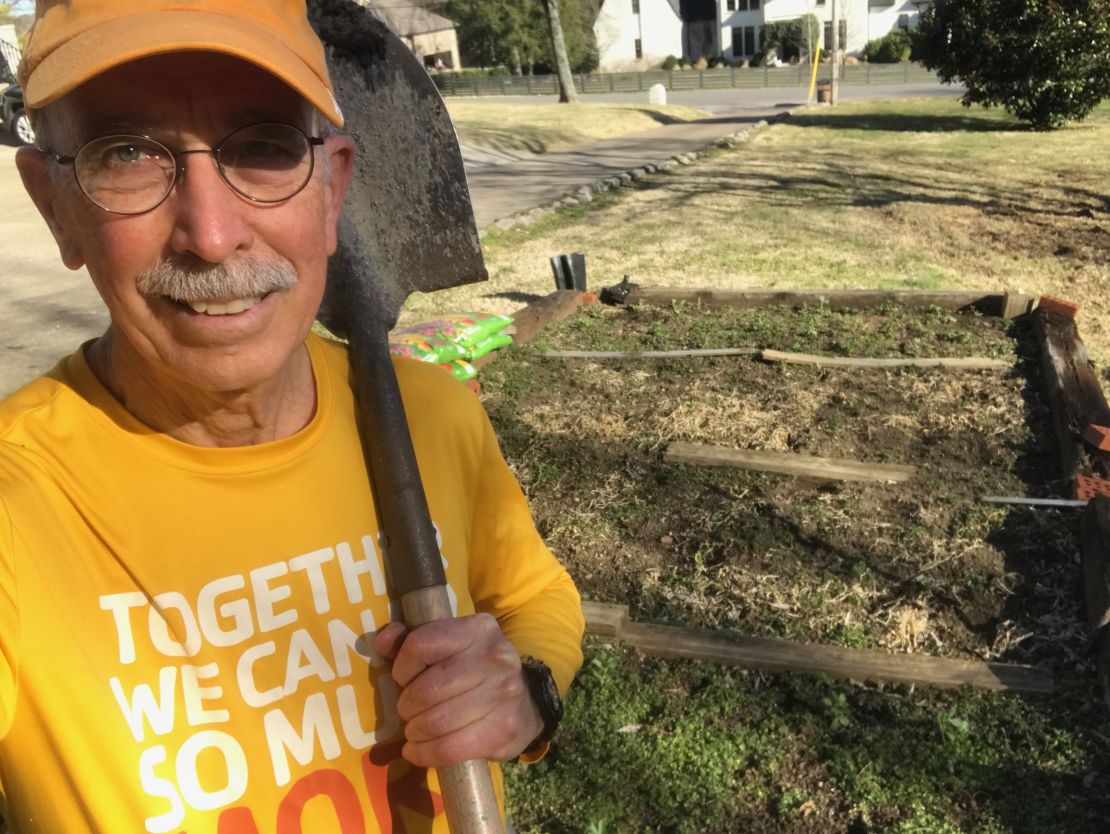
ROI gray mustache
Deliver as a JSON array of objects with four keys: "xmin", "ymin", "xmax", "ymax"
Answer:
[{"xmin": 136, "ymin": 257, "xmax": 298, "ymax": 303}]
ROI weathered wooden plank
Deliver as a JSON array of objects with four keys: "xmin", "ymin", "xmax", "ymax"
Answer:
[
  {"xmin": 1031, "ymin": 309, "xmax": 1110, "ymax": 480},
  {"xmin": 760, "ymin": 349, "xmax": 1010, "ymax": 370},
  {"xmin": 622, "ymin": 621, "xmax": 1054, "ymax": 694},
  {"xmin": 510, "ymin": 290, "xmax": 583, "ymax": 346},
  {"xmin": 665, "ymin": 441, "xmax": 916, "ymax": 484},
  {"xmin": 1002, "ymin": 292, "xmax": 1034, "ymax": 320},
  {"xmin": 1080, "ymin": 497, "xmax": 1110, "ymax": 692},
  {"xmin": 543, "ymin": 348, "xmax": 759, "ymax": 360},
  {"xmin": 981, "ymin": 496, "xmax": 1087, "ymax": 508},
  {"xmin": 582, "ymin": 600, "xmax": 629, "ymax": 638},
  {"xmin": 621, "ymin": 287, "xmax": 1033, "ymax": 318}
]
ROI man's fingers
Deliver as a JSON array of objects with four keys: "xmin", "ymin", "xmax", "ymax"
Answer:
[
  {"xmin": 402, "ymin": 682, "xmax": 499, "ymax": 745},
  {"xmin": 371, "ymin": 622, "xmax": 409, "ymax": 660},
  {"xmin": 401, "ymin": 703, "xmax": 533, "ymax": 768},
  {"xmin": 374, "ymin": 612, "xmax": 543, "ymax": 766},
  {"xmin": 388, "ymin": 613, "xmax": 500, "ymax": 687},
  {"xmin": 394, "ymin": 653, "xmax": 488, "ymax": 721}
]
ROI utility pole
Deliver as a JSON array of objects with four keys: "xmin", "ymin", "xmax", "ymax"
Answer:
[
  {"xmin": 544, "ymin": 0, "xmax": 578, "ymax": 103},
  {"xmin": 830, "ymin": 0, "xmax": 840, "ymax": 104}
]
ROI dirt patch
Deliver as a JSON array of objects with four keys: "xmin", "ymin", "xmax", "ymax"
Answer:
[{"xmin": 482, "ymin": 303, "xmax": 1079, "ymax": 664}]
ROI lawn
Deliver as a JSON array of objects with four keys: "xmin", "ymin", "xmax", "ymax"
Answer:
[
  {"xmin": 406, "ymin": 97, "xmax": 1110, "ymax": 359},
  {"xmin": 414, "ymin": 97, "xmax": 1110, "ymax": 832},
  {"xmin": 444, "ymin": 100, "xmax": 712, "ymax": 153}
]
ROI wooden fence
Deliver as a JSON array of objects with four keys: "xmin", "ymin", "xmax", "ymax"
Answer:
[{"xmin": 432, "ymin": 62, "xmax": 938, "ymax": 98}]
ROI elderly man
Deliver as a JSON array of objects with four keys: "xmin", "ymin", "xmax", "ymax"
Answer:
[{"xmin": 0, "ymin": 1, "xmax": 584, "ymax": 832}]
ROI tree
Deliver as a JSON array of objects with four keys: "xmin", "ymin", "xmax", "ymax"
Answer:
[
  {"xmin": 446, "ymin": 0, "xmax": 596, "ymax": 74},
  {"xmin": 913, "ymin": 0, "xmax": 1110, "ymax": 130},
  {"xmin": 761, "ymin": 15, "xmax": 820, "ymax": 63},
  {"xmin": 544, "ymin": 0, "xmax": 577, "ymax": 102}
]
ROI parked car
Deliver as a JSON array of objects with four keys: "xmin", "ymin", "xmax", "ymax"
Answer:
[{"xmin": 1, "ymin": 84, "xmax": 34, "ymax": 146}]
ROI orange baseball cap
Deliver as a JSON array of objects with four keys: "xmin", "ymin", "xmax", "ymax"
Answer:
[{"xmin": 18, "ymin": 0, "xmax": 344, "ymax": 126}]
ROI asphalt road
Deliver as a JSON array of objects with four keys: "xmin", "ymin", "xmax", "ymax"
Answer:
[{"xmin": 465, "ymin": 80, "xmax": 963, "ymax": 113}]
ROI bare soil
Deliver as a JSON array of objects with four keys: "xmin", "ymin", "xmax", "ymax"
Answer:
[{"xmin": 482, "ymin": 302, "xmax": 1082, "ymax": 668}]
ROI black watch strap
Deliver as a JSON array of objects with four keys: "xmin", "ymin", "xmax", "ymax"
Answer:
[{"xmin": 520, "ymin": 656, "xmax": 564, "ymax": 754}]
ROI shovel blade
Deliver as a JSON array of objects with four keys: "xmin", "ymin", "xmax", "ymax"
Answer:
[{"xmin": 309, "ymin": 0, "xmax": 488, "ymax": 332}]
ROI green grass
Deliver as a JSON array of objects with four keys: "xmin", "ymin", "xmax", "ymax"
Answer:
[{"xmin": 505, "ymin": 645, "xmax": 1110, "ymax": 834}]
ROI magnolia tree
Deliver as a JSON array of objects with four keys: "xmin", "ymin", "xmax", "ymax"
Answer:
[{"xmin": 913, "ymin": 0, "xmax": 1110, "ymax": 129}]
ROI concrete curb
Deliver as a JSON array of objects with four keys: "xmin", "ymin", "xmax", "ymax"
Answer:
[{"xmin": 480, "ymin": 116, "xmax": 784, "ymax": 236}]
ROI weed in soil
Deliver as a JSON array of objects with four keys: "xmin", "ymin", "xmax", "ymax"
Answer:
[{"xmin": 485, "ymin": 303, "xmax": 1110, "ymax": 832}]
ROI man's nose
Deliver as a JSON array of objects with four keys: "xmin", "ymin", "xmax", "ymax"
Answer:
[{"xmin": 167, "ymin": 151, "xmax": 254, "ymax": 264}]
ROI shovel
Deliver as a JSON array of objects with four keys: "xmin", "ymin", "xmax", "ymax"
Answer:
[{"xmin": 308, "ymin": 2, "xmax": 499, "ymax": 832}]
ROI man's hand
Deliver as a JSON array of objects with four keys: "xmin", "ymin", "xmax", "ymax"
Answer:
[{"xmin": 372, "ymin": 613, "xmax": 544, "ymax": 768}]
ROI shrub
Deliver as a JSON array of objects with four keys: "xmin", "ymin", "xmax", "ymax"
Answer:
[
  {"xmin": 661, "ymin": 54, "xmax": 679, "ymax": 70},
  {"xmin": 913, "ymin": 0, "xmax": 1110, "ymax": 129},
  {"xmin": 862, "ymin": 29, "xmax": 912, "ymax": 63}
]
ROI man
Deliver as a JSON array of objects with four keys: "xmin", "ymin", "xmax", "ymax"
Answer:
[{"xmin": 0, "ymin": 1, "xmax": 584, "ymax": 832}]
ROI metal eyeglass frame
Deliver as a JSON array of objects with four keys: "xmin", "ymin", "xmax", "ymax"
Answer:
[{"xmin": 51, "ymin": 122, "xmax": 326, "ymax": 216}]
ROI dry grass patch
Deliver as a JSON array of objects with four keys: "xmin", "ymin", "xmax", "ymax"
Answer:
[
  {"xmin": 445, "ymin": 100, "xmax": 711, "ymax": 153},
  {"xmin": 409, "ymin": 98, "xmax": 1110, "ymax": 360}
]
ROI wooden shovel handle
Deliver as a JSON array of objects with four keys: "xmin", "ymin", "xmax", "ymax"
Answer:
[
  {"xmin": 403, "ymin": 587, "xmax": 504, "ymax": 834},
  {"xmin": 343, "ymin": 311, "xmax": 504, "ymax": 834}
]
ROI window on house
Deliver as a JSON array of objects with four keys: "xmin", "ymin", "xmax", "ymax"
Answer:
[
  {"xmin": 635, "ymin": 38, "xmax": 643, "ymax": 59},
  {"xmin": 726, "ymin": 0, "xmax": 736, "ymax": 10},
  {"xmin": 731, "ymin": 25, "xmax": 757, "ymax": 57},
  {"xmin": 749, "ymin": 0, "xmax": 760, "ymax": 9},
  {"xmin": 631, "ymin": 0, "xmax": 640, "ymax": 13},
  {"xmin": 897, "ymin": 13, "xmax": 911, "ymax": 29}
]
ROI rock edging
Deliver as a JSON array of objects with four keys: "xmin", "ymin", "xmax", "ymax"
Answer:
[{"xmin": 481, "ymin": 117, "xmax": 780, "ymax": 235}]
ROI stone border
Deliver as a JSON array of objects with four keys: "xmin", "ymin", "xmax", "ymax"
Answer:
[{"xmin": 481, "ymin": 117, "xmax": 777, "ymax": 235}]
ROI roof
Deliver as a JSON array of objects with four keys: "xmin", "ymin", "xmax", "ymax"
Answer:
[{"xmin": 361, "ymin": 1, "xmax": 457, "ymax": 37}]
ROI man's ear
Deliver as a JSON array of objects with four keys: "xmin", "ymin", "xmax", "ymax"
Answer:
[
  {"xmin": 15, "ymin": 147, "xmax": 86, "ymax": 270},
  {"xmin": 322, "ymin": 135, "xmax": 356, "ymax": 257}
]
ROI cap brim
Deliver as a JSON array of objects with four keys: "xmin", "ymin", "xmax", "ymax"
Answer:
[{"xmin": 24, "ymin": 10, "xmax": 343, "ymax": 126}]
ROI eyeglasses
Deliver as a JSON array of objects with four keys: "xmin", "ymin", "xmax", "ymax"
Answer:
[{"xmin": 53, "ymin": 123, "xmax": 326, "ymax": 215}]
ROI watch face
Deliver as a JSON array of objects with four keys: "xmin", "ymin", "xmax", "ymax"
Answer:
[
  {"xmin": 540, "ymin": 669, "xmax": 563, "ymax": 719},
  {"xmin": 524, "ymin": 657, "xmax": 564, "ymax": 729}
]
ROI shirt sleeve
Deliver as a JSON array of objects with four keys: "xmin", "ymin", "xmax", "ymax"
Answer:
[
  {"xmin": 464, "ymin": 404, "xmax": 585, "ymax": 697},
  {"xmin": 0, "ymin": 492, "xmax": 18, "ymax": 741}
]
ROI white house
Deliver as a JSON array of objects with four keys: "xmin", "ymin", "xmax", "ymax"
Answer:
[
  {"xmin": 357, "ymin": 0, "xmax": 461, "ymax": 70},
  {"xmin": 721, "ymin": 0, "xmax": 929, "ymax": 63},
  {"xmin": 594, "ymin": 0, "xmax": 685, "ymax": 72},
  {"xmin": 594, "ymin": 0, "xmax": 928, "ymax": 70}
]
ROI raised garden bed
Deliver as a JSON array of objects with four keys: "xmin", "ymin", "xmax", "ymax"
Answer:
[{"xmin": 483, "ymin": 291, "xmax": 1110, "ymax": 833}]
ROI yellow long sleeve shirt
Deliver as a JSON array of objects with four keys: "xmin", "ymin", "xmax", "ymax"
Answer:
[{"xmin": 0, "ymin": 334, "xmax": 583, "ymax": 834}]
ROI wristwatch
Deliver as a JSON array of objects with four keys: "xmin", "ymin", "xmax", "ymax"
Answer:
[{"xmin": 520, "ymin": 656, "xmax": 564, "ymax": 754}]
